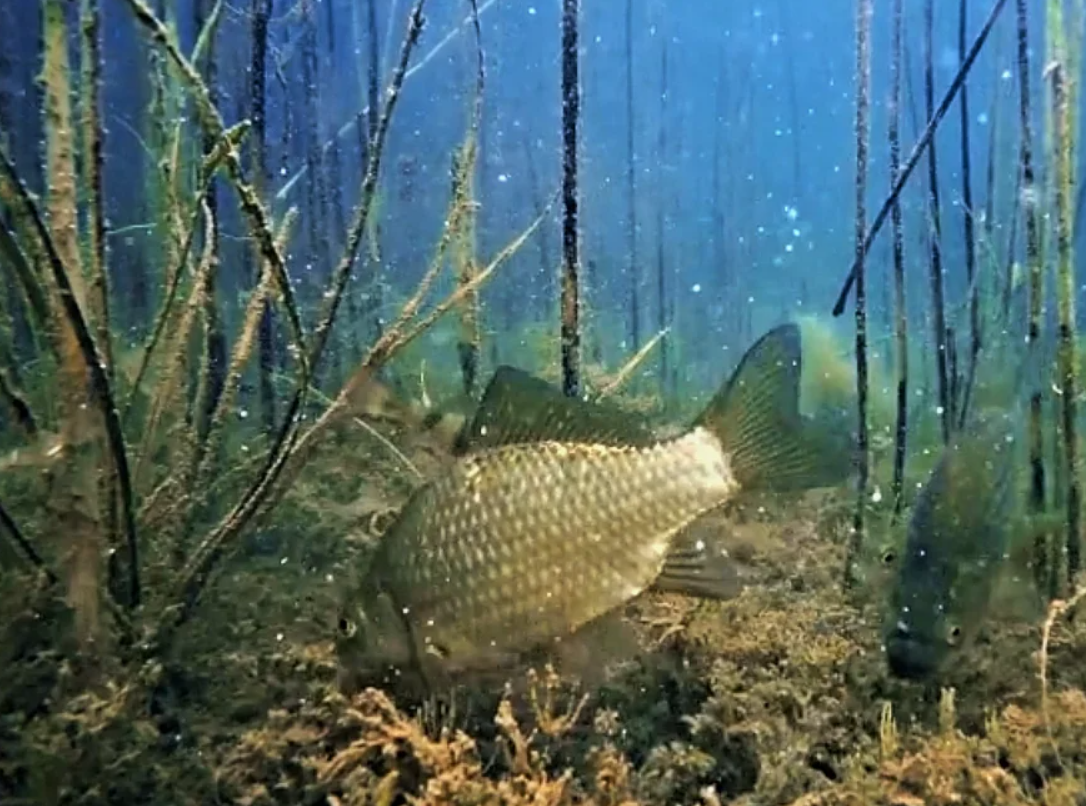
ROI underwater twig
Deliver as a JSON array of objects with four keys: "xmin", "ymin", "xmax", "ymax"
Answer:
[
  {"xmin": 889, "ymin": 0, "xmax": 908, "ymax": 520},
  {"xmin": 307, "ymin": 0, "xmax": 424, "ymax": 385},
  {"xmin": 923, "ymin": 0, "xmax": 952, "ymax": 443},
  {"xmin": 0, "ymin": 145, "xmax": 141, "ymax": 608},
  {"xmin": 274, "ymin": 0, "xmax": 502, "ymax": 203},
  {"xmin": 597, "ymin": 327, "xmax": 669, "ymax": 400},
  {"xmin": 956, "ymin": 0, "xmax": 981, "ymax": 429},
  {"xmin": 151, "ymin": 3, "xmax": 428, "ymax": 646},
  {"xmin": 1049, "ymin": 59, "xmax": 1081, "ymax": 584},
  {"xmin": 830, "ymin": 0, "xmax": 1010, "ymax": 318},
  {"xmin": 624, "ymin": 0, "xmax": 640, "ymax": 352},
  {"xmin": 844, "ymin": 0, "xmax": 872, "ymax": 590},
  {"xmin": 122, "ymin": 0, "xmax": 309, "ymax": 386},
  {"xmin": 655, "ymin": 40, "xmax": 669, "ymax": 398},
  {"xmin": 455, "ymin": 0, "xmax": 485, "ymax": 398},
  {"xmin": 1039, "ymin": 579, "xmax": 1086, "ymax": 766},
  {"xmin": 249, "ymin": 0, "xmax": 277, "ymax": 436},
  {"xmin": 560, "ymin": 0, "xmax": 582, "ymax": 398},
  {"xmin": 80, "ymin": 0, "xmax": 112, "ymax": 381},
  {"xmin": 351, "ymin": 417, "xmax": 422, "ymax": 480},
  {"xmin": 1015, "ymin": 0, "xmax": 1049, "ymax": 595},
  {"xmin": 0, "ymin": 496, "xmax": 58, "ymax": 584}
]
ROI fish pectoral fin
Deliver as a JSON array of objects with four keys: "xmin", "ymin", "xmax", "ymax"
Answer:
[
  {"xmin": 694, "ymin": 323, "xmax": 854, "ymax": 492},
  {"xmin": 651, "ymin": 527, "xmax": 743, "ymax": 601}
]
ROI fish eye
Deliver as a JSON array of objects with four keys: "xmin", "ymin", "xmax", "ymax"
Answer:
[
  {"xmin": 338, "ymin": 616, "xmax": 357, "ymax": 638},
  {"xmin": 881, "ymin": 548, "xmax": 897, "ymax": 565},
  {"xmin": 946, "ymin": 624, "xmax": 962, "ymax": 646}
]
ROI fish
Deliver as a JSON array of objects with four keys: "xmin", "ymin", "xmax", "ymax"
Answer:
[
  {"xmin": 882, "ymin": 411, "xmax": 1050, "ymax": 680},
  {"xmin": 336, "ymin": 323, "xmax": 850, "ymax": 692}
]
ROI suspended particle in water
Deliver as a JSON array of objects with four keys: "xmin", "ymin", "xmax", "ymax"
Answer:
[{"xmin": 691, "ymin": 283, "xmax": 702, "ymax": 293}]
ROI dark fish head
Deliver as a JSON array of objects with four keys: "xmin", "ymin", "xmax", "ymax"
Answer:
[
  {"xmin": 884, "ymin": 601, "xmax": 960, "ymax": 680},
  {"xmin": 334, "ymin": 589, "xmax": 415, "ymax": 694},
  {"xmin": 883, "ymin": 417, "xmax": 1018, "ymax": 681}
]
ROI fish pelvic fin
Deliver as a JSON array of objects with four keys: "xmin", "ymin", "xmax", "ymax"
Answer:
[
  {"xmin": 652, "ymin": 524, "xmax": 744, "ymax": 600},
  {"xmin": 693, "ymin": 323, "xmax": 852, "ymax": 491}
]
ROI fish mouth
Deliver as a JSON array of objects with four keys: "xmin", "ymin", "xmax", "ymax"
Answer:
[{"xmin": 885, "ymin": 636, "xmax": 939, "ymax": 680}]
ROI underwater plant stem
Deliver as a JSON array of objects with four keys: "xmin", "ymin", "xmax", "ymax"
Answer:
[
  {"xmin": 1015, "ymin": 0, "xmax": 1048, "ymax": 592},
  {"xmin": 831, "ymin": 0, "xmax": 1010, "ymax": 319},
  {"xmin": 307, "ymin": 0, "xmax": 423, "ymax": 384},
  {"xmin": 845, "ymin": 0, "xmax": 872, "ymax": 590},
  {"xmin": 153, "ymin": 3, "xmax": 428, "ymax": 645},
  {"xmin": 122, "ymin": 0, "xmax": 309, "ymax": 385},
  {"xmin": 0, "ymin": 145, "xmax": 140, "ymax": 609},
  {"xmin": 559, "ymin": 0, "xmax": 582, "ymax": 398},
  {"xmin": 890, "ymin": 0, "xmax": 908, "ymax": 520},
  {"xmin": 79, "ymin": 0, "xmax": 112, "ymax": 381},
  {"xmin": 275, "ymin": 0, "xmax": 501, "ymax": 204},
  {"xmin": 597, "ymin": 327, "xmax": 669, "ymax": 400},
  {"xmin": 624, "ymin": 0, "xmax": 640, "ymax": 352},
  {"xmin": 455, "ymin": 0, "xmax": 485, "ymax": 398},
  {"xmin": 1050, "ymin": 61, "xmax": 1082, "ymax": 584},
  {"xmin": 250, "ymin": 0, "xmax": 277, "ymax": 437},
  {"xmin": 923, "ymin": 0, "xmax": 952, "ymax": 444},
  {"xmin": 0, "ymin": 497, "xmax": 57, "ymax": 584},
  {"xmin": 956, "ymin": 0, "xmax": 981, "ymax": 429}
]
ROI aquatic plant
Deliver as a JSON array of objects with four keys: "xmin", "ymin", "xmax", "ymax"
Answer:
[
  {"xmin": 888, "ymin": 0, "xmax": 909, "ymax": 521},
  {"xmin": 560, "ymin": 0, "xmax": 582, "ymax": 398},
  {"xmin": 1015, "ymin": 0, "xmax": 1053, "ymax": 595},
  {"xmin": 844, "ymin": 0, "xmax": 873, "ymax": 590}
]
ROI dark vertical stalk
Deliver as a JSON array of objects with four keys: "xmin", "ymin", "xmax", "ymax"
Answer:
[
  {"xmin": 79, "ymin": 0, "xmax": 111, "ymax": 379},
  {"xmin": 624, "ymin": 0, "xmax": 640, "ymax": 353},
  {"xmin": 560, "ymin": 0, "xmax": 581, "ymax": 397},
  {"xmin": 194, "ymin": 0, "xmax": 225, "ymax": 443},
  {"xmin": 250, "ymin": 0, "xmax": 276, "ymax": 437},
  {"xmin": 957, "ymin": 0, "xmax": 981, "ymax": 428},
  {"xmin": 845, "ymin": 0, "xmax": 872, "ymax": 589},
  {"xmin": 364, "ymin": 0, "xmax": 383, "ymax": 345},
  {"xmin": 924, "ymin": 0, "xmax": 952, "ymax": 443},
  {"xmin": 656, "ymin": 40, "xmax": 669, "ymax": 397},
  {"xmin": 1014, "ymin": 0, "xmax": 1048, "ymax": 594},
  {"xmin": 1050, "ymin": 61, "xmax": 1082, "ymax": 586},
  {"xmin": 889, "ymin": 0, "xmax": 908, "ymax": 520}
]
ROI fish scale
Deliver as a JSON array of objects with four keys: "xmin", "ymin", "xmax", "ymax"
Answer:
[{"xmin": 365, "ymin": 430, "xmax": 736, "ymax": 669}]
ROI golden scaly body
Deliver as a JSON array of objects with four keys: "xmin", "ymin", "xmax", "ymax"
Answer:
[{"xmin": 369, "ymin": 428, "xmax": 737, "ymax": 671}]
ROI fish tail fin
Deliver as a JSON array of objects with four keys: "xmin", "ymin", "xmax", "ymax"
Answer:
[{"xmin": 694, "ymin": 323, "xmax": 852, "ymax": 491}]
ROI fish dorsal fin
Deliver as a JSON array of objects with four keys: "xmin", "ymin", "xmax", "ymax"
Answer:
[
  {"xmin": 693, "ymin": 323, "xmax": 852, "ymax": 491},
  {"xmin": 452, "ymin": 366, "xmax": 657, "ymax": 454}
]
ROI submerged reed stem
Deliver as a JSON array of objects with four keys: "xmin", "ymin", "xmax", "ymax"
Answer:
[
  {"xmin": 923, "ymin": 0, "xmax": 952, "ymax": 443},
  {"xmin": 560, "ymin": 0, "xmax": 582, "ymax": 398},
  {"xmin": 624, "ymin": 0, "xmax": 640, "ymax": 353},
  {"xmin": 1015, "ymin": 0, "xmax": 1049, "ymax": 594},
  {"xmin": 889, "ymin": 0, "xmax": 908, "ymax": 520},
  {"xmin": 957, "ymin": 0, "xmax": 981, "ymax": 428},
  {"xmin": 1049, "ymin": 58, "xmax": 1081, "ymax": 586},
  {"xmin": 831, "ymin": 0, "xmax": 1010, "ymax": 319},
  {"xmin": 845, "ymin": 0, "xmax": 872, "ymax": 589}
]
